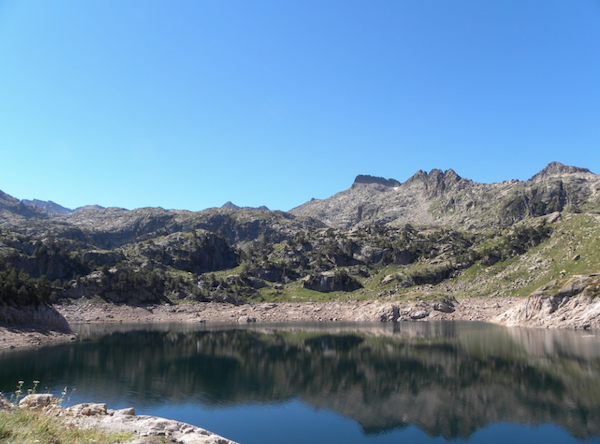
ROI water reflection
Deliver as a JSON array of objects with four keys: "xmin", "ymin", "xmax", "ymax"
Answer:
[{"xmin": 1, "ymin": 322, "xmax": 599, "ymax": 441}]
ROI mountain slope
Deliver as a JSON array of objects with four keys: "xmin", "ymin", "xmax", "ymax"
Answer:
[
  {"xmin": 290, "ymin": 162, "xmax": 600, "ymax": 228},
  {"xmin": 0, "ymin": 190, "xmax": 49, "ymax": 220}
]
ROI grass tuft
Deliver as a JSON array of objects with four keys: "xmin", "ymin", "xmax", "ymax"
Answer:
[
  {"xmin": 0, "ymin": 408, "xmax": 133, "ymax": 444},
  {"xmin": 0, "ymin": 380, "xmax": 134, "ymax": 444}
]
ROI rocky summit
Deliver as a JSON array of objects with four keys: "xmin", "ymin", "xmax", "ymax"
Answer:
[
  {"xmin": 290, "ymin": 162, "xmax": 600, "ymax": 229},
  {"xmin": 0, "ymin": 162, "xmax": 599, "ymax": 330}
]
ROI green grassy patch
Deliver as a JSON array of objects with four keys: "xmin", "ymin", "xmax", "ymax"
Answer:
[{"xmin": 0, "ymin": 408, "xmax": 133, "ymax": 444}]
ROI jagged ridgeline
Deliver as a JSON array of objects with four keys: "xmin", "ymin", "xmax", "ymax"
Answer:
[{"xmin": 1, "ymin": 162, "xmax": 599, "ymax": 307}]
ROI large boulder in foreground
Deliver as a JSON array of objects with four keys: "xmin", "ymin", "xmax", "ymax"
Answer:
[{"xmin": 494, "ymin": 274, "xmax": 600, "ymax": 329}]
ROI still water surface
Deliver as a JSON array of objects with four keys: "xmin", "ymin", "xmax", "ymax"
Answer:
[{"xmin": 1, "ymin": 321, "xmax": 600, "ymax": 444}]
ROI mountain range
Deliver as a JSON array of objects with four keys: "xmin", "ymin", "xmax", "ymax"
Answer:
[
  {"xmin": 290, "ymin": 162, "xmax": 598, "ymax": 228},
  {"xmin": 8, "ymin": 161, "xmax": 598, "ymax": 230},
  {"xmin": 1, "ymin": 162, "xmax": 599, "ymax": 310}
]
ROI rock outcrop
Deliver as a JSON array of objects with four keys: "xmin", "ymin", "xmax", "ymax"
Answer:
[
  {"xmin": 352, "ymin": 175, "xmax": 401, "ymax": 188},
  {"xmin": 494, "ymin": 274, "xmax": 600, "ymax": 329},
  {"xmin": 0, "ymin": 304, "xmax": 71, "ymax": 332},
  {"xmin": 301, "ymin": 271, "xmax": 363, "ymax": 292},
  {"xmin": 8, "ymin": 394, "xmax": 239, "ymax": 444}
]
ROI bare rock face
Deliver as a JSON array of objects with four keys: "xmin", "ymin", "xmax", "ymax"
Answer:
[
  {"xmin": 352, "ymin": 175, "xmax": 401, "ymax": 188},
  {"xmin": 494, "ymin": 274, "xmax": 600, "ymax": 329},
  {"xmin": 0, "ymin": 304, "xmax": 71, "ymax": 333}
]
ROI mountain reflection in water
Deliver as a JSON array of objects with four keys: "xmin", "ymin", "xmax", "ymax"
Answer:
[{"xmin": 1, "ymin": 321, "xmax": 599, "ymax": 443}]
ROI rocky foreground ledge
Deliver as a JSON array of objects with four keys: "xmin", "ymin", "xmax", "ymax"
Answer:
[{"xmin": 1, "ymin": 393, "xmax": 238, "ymax": 444}]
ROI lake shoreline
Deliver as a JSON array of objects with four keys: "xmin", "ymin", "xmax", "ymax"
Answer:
[
  {"xmin": 2, "ymin": 283, "xmax": 599, "ymax": 352},
  {"xmin": 1, "ymin": 297, "xmax": 518, "ymax": 351}
]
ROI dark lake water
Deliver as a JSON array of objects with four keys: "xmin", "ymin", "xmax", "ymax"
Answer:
[{"xmin": 1, "ymin": 321, "xmax": 600, "ymax": 444}]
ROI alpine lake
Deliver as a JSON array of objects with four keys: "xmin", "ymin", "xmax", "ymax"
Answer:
[{"xmin": 1, "ymin": 321, "xmax": 600, "ymax": 444}]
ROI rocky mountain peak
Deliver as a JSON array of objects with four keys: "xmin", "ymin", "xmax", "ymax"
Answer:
[
  {"xmin": 405, "ymin": 168, "xmax": 465, "ymax": 195},
  {"xmin": 530, "ymin": 162, "xmax": 592, "ymax": 181},
  {"xmin": 222, "ymin": 201, "xmax": 240, "ymax": 210},
  {"xmin": 221, "ymin": 201, "xmax": 270, "ymax": 211},
  {"xmin": 351, "ymin": 175, "xmax": 401, "ymax": 188}
]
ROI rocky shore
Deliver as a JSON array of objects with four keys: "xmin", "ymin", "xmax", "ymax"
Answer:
[
  {"xmin": 3, "ymin": 277, "xmax": 600, "ymax": 352},
  {"xmin": 493, "ymin": 274, "xmax": 600, "ymax": 329},
  {"xmin": 2, "ymin": 393, "xmax": 238, "ymax": 444},
  {"xmin": 55, "ymin": 296, "xmax": 519, "ymax": 326},
  {"xmin": 4, "ymin": 296, "xmax": 513, "ymax": 350}
]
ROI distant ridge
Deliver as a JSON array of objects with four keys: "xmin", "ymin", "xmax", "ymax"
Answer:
[
  {"xmin": 73, "ymin": 205, "xmax": 105, "ymax": 212},
  {"xmin": 21, "ymin": 199, "xmax": 106, "ymax": 215},
  {"xmin": 290, "ymin": 162, "xmax": 600, "ymax": 228},
  {"xmin": 0, "ymin": 191, "xmax": 48, "ymax": 219},
  {"xmin": 22, "ymin": 199, "xmax": 73, "ymax": 215},
  {"xmin": 2, "ymin": 162, "xmax": 597, "ymax": 228},
  {"xmin": 221, "ymin": 201, "xmax": 269, "ymax": 211},
  {"xmin": 529, "ymin": 161, "xmax": 592, "ymax": 181}
]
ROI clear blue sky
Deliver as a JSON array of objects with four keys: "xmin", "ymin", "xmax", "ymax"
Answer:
[{"xmin": 1, "ymin": 1, "xmax": 599, "ymax": 211}]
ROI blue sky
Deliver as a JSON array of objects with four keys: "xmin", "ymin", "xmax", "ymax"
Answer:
[{"xmin": 1, "ymin": 1, "xmax": 599, "ymax": 211}]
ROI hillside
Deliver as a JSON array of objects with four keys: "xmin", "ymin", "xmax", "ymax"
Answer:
[{"xmin": 0, "ymin": 162, "xmax": 599, "ymax": 330}]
